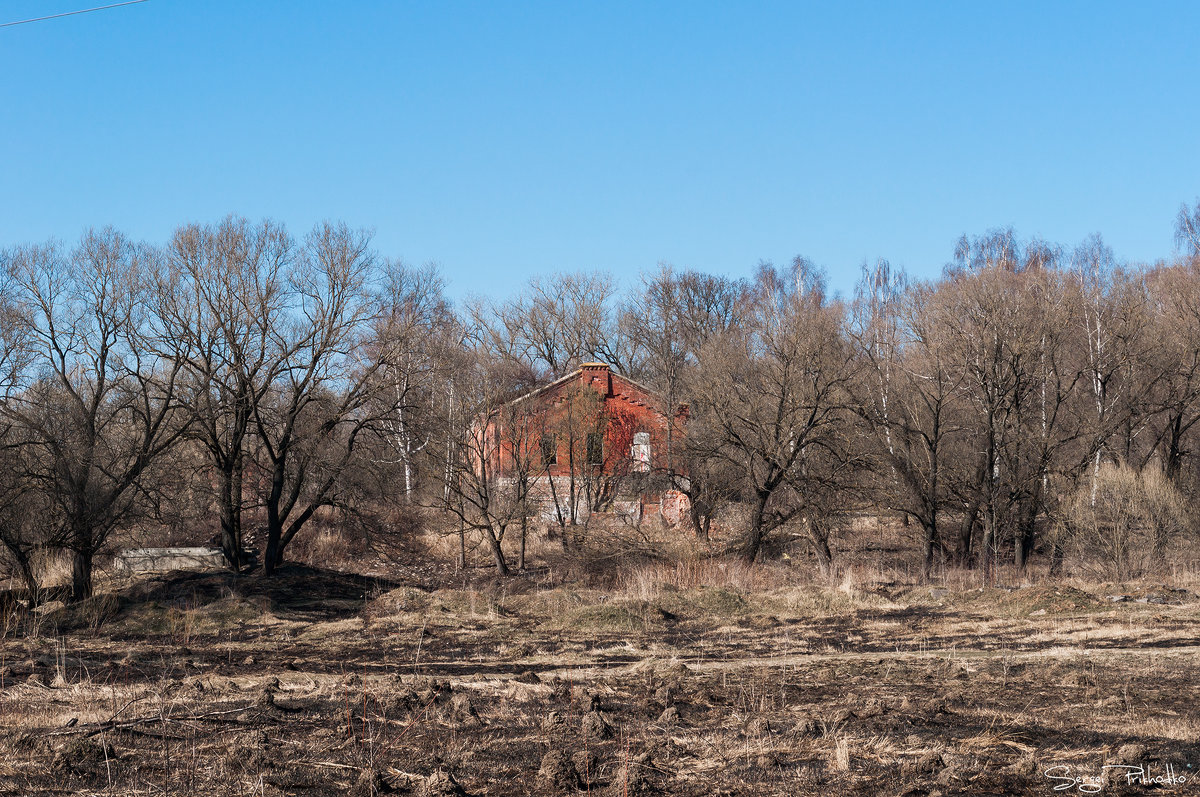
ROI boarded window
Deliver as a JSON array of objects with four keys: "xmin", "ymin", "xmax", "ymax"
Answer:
[
  {"xmin": 540, "ymin": 435, "xmax": 557, "ymax": 466},
  {"xmin": 586, "ymin": 433, "xmax": 604, "ymax": 466},
  {"xmin": 632, "ymin": 431, "xmax": 651, "ymax": 473}
]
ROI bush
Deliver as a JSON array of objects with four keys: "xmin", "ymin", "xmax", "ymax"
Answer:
[{"xmin": 1060, "ymin": 464, "xmax": 1192, "ymax": 579}]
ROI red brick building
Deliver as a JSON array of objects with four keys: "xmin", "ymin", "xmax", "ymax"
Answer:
[{"xmin": 478, "ymin": 362, "xmax": 687, "ymax": 521}]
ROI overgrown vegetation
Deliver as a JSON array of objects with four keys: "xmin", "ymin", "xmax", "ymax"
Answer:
[{"xmin": 5, "ymin": 203, "xmax": 1200, "ymax": 600}]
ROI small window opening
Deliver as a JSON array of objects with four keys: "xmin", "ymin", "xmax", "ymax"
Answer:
[
  {"xmin": 632, "ymin": 431, "xmax": 651, "ymax": 473},
  {"xmin": 586, "ymin": 432, "xmax": 604, "ymax": 466}
]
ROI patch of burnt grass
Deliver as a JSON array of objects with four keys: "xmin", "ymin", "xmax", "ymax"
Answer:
[
  {"xmin": 950, "ymin": 584, "xmax": 1107, "ymax": 617},
  {"xmin": 565, "ymin": 599, "xmax": 678, "ymax": 631},
  {"xmin": 5, "ymin": 562, "xmax": 1200, "ymax": 796},
  {"xmin": 672, "ymin": 586, "xmax": 749, "ymax": 616},
  {"xmin": 561, "ymin": 586, "xmax": 752, "ymax": 632},
  {"xmin": 1005, "ymin": 585, "xmax": 1106, "ymax": 615}
]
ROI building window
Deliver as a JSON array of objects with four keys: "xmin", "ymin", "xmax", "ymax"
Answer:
[
  {"xmin": 540, "ymin": 435, "xmax": 557, "ymax": 466},
  {"xmin": 632, "ymin": 431, "xmax": 651, "ymax": 473},
  {"xmin": 586, "ymin": 432, "xmax": 604, "ymax": 466}
]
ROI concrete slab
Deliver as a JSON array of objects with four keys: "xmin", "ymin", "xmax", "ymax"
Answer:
[{"xmin": 115, "ymin": 547, "xmax": 226, "ymax": 573}]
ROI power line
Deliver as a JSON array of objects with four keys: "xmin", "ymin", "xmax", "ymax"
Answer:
[{"xmin": 0, "ymin": 0, "xmax": 150, "ymax": 30}]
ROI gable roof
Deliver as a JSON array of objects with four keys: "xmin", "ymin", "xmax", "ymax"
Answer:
[{"xmin": 504, "ymin": 363, "xmax": 664, "ymax": 412}]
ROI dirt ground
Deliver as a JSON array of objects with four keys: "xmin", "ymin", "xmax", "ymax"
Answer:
[{"xmin": 2, "ymin": 546, "xmax": 1200, "ymax": 796}]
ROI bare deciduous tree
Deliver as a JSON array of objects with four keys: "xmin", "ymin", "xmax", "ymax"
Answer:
[
  {"xmin": 486, "ymin": 272, "xmax": 627, "ymax": 378},
  {"xmin": 3, "ymin": 232, "xmax": 186, "ymax": 600},
  {"xmin": 373, "ymin": 263, "xmax": 454, "ymax": 502},
  {"xmin": 252, "ymin": 222, "xmax": 400, "ymax": 574},
  {"xmin": 623, "ymin": 266, "xmax": 746, "ymax": 538},
  {"xmin": 159, "ymin": 216, "xmax": 293, "ymax": 570},
  {"xmin": 437, "ymin": 352, "xmax": 539, "ymax": 575},
  {"xmin": 692, "ymin": 259, "xmax": 859, "ymax": 567},
  {"xmin": 1143, "ymin": 262, "xmax": 1200, "ymax": 491},
  {"xmin": 851, "ymin": 276, "xmax": 966, "ymax": 579},
  {"xmin": 1175, "ymin": 199, "xmax": 1200, "ymax": 264}
]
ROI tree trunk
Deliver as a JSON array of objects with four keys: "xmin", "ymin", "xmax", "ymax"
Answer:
[
  {"xmin": 545, "ymin": 471, "xmax": 570, "ymax": 551},
  {"xmin": 484, "ymin": 528, "xmax": 510, "ymax": 576},
  {"xmin": 263, "ymin": 460, "xmax": 287, "ymax": 575},
  {"xmin": 920, "ymin": 515, "xmax": 938, "ymax": 582},
  {"xmin": 1013, "ymin": 535, "xmax": 1029, "ymax": 570},
  {"xmin": 217, "ymin": 463, "xmax": 243, "ymax": 571},
  {"xmin": 957, "ymin": 500, "xmax": 979, "ymax": 567},
  {"xmin": 264, "ymin": 492, "xmax": 283, "ymax": 576},
  {"xmin": 263, "ymin": 529, "xmax": 282, "ymax": 576},
  {"xmin": 808, "ymin": 516, "xmax": 833, "ymax": 579},
  {"xmin": 7, "ymin": 547, "xmax": 41, "ymax": 606},
  {"xmin": 688, "ymin": 494, "xmax": 710, "ymax": 541},
  {"xmin": 738, "ymin": 490, "xmax": 770, "ymax": 563},
  {"xmin": 980, "ymin": 509, "xmax": 996, "ymax": 583},
  {"xmin": 1048, "ymin": 538, "xmax": 1064, "ymax": 577},
  {"xmin": 457, "ymin": 516, "xmax": 466, "ymax": 569},
  {"xmin": 518, "ymin": 514, "xmax": 527, "ymax": 571},
  {"xmin": 1013, "ymin": 498, "xmax": 1039, "ymax": 571},
  {"xmin": 566, "ymin": 440, "xmax": 579, "ymax": 526},
  {"xmin": 1164, "ymin": 413, "xmax": 1184, "ymax": 484},
  {"xmin": 70, "ymin": 548, "xmax": 93, "ymax": 603}
]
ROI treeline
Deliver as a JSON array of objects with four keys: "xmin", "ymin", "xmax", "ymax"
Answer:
[{"xmin": 3, "ymin": 206, "xmax": 1200, "ymax": 601}]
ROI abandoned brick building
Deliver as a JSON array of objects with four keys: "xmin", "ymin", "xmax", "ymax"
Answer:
[{"xmin": 476, "ymin": 362, "xmax": 689, "ymax": 523}]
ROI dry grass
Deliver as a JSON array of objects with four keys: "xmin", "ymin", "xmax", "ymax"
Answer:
[
  {"xmin": 3, "ymin": 516, "xmax": 1200, "ymax": 795},
  {"xmin": 619, "ymin": 557, "xmax": 778, "ymax": 597}
]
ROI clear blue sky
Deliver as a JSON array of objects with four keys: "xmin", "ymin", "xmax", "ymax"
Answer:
[{"xmin": 2, "ymin": 1, "xmax": 1198, "ymax": 302}]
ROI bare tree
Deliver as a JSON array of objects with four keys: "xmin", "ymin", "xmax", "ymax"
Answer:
[
  {"xmin": 486, "ymin": 272, "xmax": 627, "ymax": 378},
  {"xmin": 372, "ymin": 262, "xmax": 455, "ymax": 502},
  {"xmin": 623, "ymin": 266, "xmax": 745, "ymax": 538},
  {"xmin": 158, "ymin": 217, "xmax": 293, "ymax": 570},
  {"xmin": 850, "ymin": 260, "xmax": 907, "ymax": 465},
  {"xmin": 1070, "ymin": 237, "xmax": 1161, "ymax": 494},
  {"xmin": 0, "ymin": 453, "xmax": 47, "ymax": 600},
  {"xmin": 1175, "ymin": 198, "xmax": 1200, "ymax": 264},
  {"xmin": 0, "ymin": 275, "xmax": 43, "ymax": 597},
  {"xmin": 938, "ymin": 237, "xmax": 1050, "ymax": 575},
  {"xmin": 933, "ymin": 233, "xmax": 1136, "ymax": 573},
  {"xmin": 623, "ymin": 265, "xmax": 691, "ymax": 473},
  {"xmin": 161, "ymin": 218, "xmax": 428, "ymax": 575},
  {"xmin": 2, "ymin": 231, "xmax": 186, "ymax": 600},
  {"xmin": 691, "ymin": 259, "xmax": 859, "ymax": 566},
  {"xmin": 851, "ymin": 277, "xmax": 967, "ymax": 579},
  {"xmin": 437, "ymin": 351, "xmax": 539, "ymax": 575},
  {"xmin": 251, "ymin": 222, "xmax": 400, "ymax": 574},
  {"xmin": 1143, "ymin": 262, "xmax": 1200, "ymax": 491}
]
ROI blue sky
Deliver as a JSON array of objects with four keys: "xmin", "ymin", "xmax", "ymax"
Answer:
[{"xmin": 2, "ymin": 1, "xmax": 1198, "ymax": 302}]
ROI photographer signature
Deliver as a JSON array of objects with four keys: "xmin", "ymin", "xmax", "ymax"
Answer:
[{"xmin": 1045, "ymin": 763, "xmax": 1189, "ymax": 793}]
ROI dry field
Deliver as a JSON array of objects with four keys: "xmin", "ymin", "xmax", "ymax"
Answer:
[{"xmin": 2, "ymin": 531, "xmax": 1199, "ymax": 796}]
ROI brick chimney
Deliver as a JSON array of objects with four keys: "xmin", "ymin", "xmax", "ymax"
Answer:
[{"xmin": 579, "ymin": 362, "xmax": 612, "ymax": 395}]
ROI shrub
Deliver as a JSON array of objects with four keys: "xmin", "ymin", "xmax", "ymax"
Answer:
[{"xmin": 1060, "ymin": 463, "xmax": 1192, "ymax": 579}]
